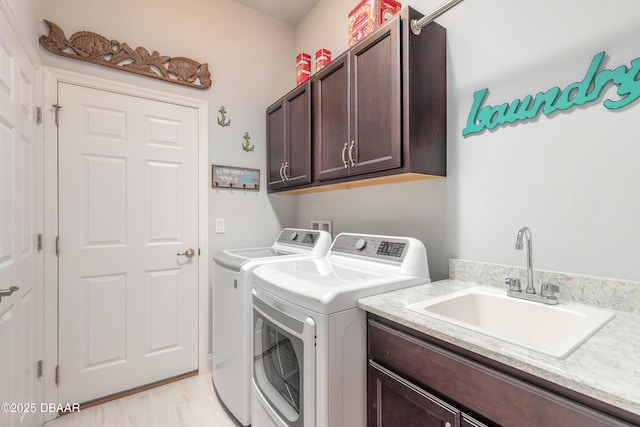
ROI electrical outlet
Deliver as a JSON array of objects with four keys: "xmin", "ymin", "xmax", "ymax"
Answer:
[
  {"xmin": 216, "ymin": 218, "xmax": 225, "ymax": 234},
  {"xmin": 311, "ymin": 219, "xmax": 332, "ymax": 236}
]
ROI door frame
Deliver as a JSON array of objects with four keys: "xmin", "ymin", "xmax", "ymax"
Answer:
[
  {"xmin": 0, "ymin": 1, "xmax": 45, "ymax": 425},
  {"xmin": 43, "ymin": 67, "xmax": 209, "ymax": 416}
]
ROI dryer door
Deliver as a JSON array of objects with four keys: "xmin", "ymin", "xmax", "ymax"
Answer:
[{"xmin": 252, "ymin": 290, "xmax": 316, "ymax": 427}]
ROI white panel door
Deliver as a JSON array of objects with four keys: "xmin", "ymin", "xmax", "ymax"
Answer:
[
  {"xmin": 57, "ymin": 82, "xmax": 199, "ymax": 404},
  {"xmin": 0, "ymin": 7, "xmax": 43, "ymax": 427}
]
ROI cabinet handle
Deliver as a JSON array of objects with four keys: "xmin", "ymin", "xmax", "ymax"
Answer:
[
  {"xmin": 341, "ymin": 142, "xmax": 349, "ymax": 168},
  {"xmin": 283, "ymin": 162, "xmax": 289, "ymax": 181},
  {"xmin": 348, "ymin": 140, "xmax": 356, "ymax": 166},
  {"xmin": 279, "ymin": 162, "xmax": 286, "ymax": 181}
]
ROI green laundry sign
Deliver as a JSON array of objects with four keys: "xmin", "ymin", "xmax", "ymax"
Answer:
[{"xmin": 462, "ymin": 51, "xmax": 640, "ymax": 137}]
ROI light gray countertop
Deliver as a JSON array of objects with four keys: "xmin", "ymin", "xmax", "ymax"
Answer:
[{"xmin": 357, "ymin": 279, "xmax": 640, "ymax": 418}]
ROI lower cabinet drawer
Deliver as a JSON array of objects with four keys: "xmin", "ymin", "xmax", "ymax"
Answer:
[
  {"xmin": 369, "ymin": 360, "xmax": 461, "ymax": 427},
  {"xmin": 368, "ymin": 318, "xmax": 630, "ymax": 427}
]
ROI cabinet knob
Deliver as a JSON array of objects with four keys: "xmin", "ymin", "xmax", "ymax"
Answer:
[
  {"xmin": 341, "ymin": 142, "xmax": 349, "ymax": 168},
  {"xmin": 348, "ymin": 140, "xmax": 356, "ymax": 166},
  {"xmin": 445, "ymin": 423, "xmax": 452, "ymax": 427}
]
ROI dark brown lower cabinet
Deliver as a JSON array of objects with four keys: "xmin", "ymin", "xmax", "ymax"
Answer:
[
  {"xmin": 367, "ymin": 315, "xmax": 637, "ymax": 427},
  {"xmin": 461, "ymin": 415, "xmax": 489, "ymax": 427},
  {"xmin": 369, "ymin": 360, "xmax": 487, "ymax": 427}
]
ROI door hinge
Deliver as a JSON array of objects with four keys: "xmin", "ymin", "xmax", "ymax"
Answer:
[
  {"xmin": 55, "ymin": 236, "xmax": 60, "ymax": 256},
  {"xmin": 198, "ymin": 248, "xmax": 201, "ymax": 256},
  {"xmin": 37, "ymin": 233, "xmax": 43, "ymax": 251},
  {"xmin": 52, "ymin": 104, "xmax": 62, "ymax": 126},
  {"xmin": 36, "ymin": 107, "xmax": 42, "ymax": 125},
  {"xmin": 37, "ymin": 360, "xmax": 43, "ymax": 378},
  {"xmin": 55, "ymin": 365, "xmax": 60, "ymax": 386}
]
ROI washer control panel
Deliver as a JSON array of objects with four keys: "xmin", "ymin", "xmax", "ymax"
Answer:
[
  {"xmin": 276, "ymin": 228, "xmax": 322, "ymax": 248},
  {"xmin": 331, "ymin": 234, "xmax": 409, "ymax": 261}
]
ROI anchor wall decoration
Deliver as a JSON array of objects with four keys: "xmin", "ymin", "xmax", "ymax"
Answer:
[
  {"xmin": 217, "ymin": 106, "xmax": 231, "ymax": 127},
  {"xmin": 242, "ymin": 132, "xmax": 255, "ymax": 152}
]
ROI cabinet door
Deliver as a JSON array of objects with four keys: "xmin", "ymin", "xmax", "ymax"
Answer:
[
  {"xmin": 368, "ymin": 318, "xmax": 631, "ymax": 427},
  {"xmin": 284, "ymin": 82, "xmax": 311, "ymax": 187},
  {"xmin": 350, "ymin": 16, "xmax": 401, "ymax": 177},
  {"xmin": 314, "ymin": 53, "xmax": 351, "ymax": 181},
  {"xmin": 266, "ymin": 101, "xmax": 286, "ymax": 191},
  {"xmin": 369, "ymin": 361, "xmax": 459, "ymax": 427},
  {"xmin": 461, "ymin": 415, "xmax": 489, "ymax": 427}
]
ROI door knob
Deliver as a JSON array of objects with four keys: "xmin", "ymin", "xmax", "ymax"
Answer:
[
  {"xmin": 0, "ymin": 286, "xmax": 19, "ymax": 303},
  {"xmin": 177, "ymin": 249, "xmax": 196, "ymax": 258}
]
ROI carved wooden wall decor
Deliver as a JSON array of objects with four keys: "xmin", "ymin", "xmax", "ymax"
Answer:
[{"xmin": 39, "ymin": 20, "xmax": 211, "ymax": 89}]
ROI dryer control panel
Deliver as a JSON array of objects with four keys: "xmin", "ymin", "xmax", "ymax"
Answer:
[
  {"xmin": 329, "ymin": 233, "xmax": 430, "ymax": 278},
  {"xmin": 330, "ymin": 234, "xmax": 410, "ymax": 262}
]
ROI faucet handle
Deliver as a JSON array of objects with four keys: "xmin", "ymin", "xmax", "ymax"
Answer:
[
  {"xmin": 540, "ymin": 283, "xmax": 560, "ymax": 300},
  {"xmin": 505, "ymin": 277, "xmax": 521, "ymax": 292}
]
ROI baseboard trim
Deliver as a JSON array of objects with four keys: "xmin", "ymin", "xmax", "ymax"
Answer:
[{"xmin": 59, "ymin": 370, "xmax": 199, "ymax": 416}]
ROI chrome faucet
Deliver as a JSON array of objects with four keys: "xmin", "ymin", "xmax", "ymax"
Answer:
[
  {"xmin": 515, "ymin": 226, "xmax": 535, "ymax": 294},
  {"xmin": 506, "ymin": 226, "xmax": 559, "ymax": 305}
]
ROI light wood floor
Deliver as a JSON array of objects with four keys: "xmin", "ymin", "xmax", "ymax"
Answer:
[{"xmin": 44, "ymin": 374, "xmax": 239, "ymax": 427}]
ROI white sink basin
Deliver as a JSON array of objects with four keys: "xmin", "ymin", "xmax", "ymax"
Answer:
[{"xmin": 406, "ymin": 286, "xmax": 614, "ymax": 358}]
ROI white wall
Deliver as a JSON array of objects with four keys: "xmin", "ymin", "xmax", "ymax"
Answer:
[
  {"xmin": 442, "ymin": 0, "xmax": 640, "ymax": 282},
  {"xmin": 294, "ymin": 0, "xmax": 640, "ymax": 282},
  {"xmin": 4, "ymin": 0, "xmax": 39, "ymax": 45},
  {"xmin": 38, "ymin": 0, "xmax": 298, "ymax": 255},
  {"xmin": 37, "ymin": 0, "xmax": 300, "ymax": 354},
  {"xmin": 30, "ymin": 0, "xmax": 640, "ymax": 283}
]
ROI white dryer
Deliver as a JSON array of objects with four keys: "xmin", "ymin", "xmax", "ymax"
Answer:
[
  {"xmin": 251, "ymin": 233, "xmax": 430, "ymax": 427},
  {"xmin": 212, "ymin": 228, "xmax": 332, "ymax": 426}
]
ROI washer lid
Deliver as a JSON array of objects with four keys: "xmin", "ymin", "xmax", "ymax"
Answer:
[
  {"xmin": 213, "ymin": 228, "xmax": 332, "ymax": 271},
  {"xmin": 212, "ymin": 247, "xmax": 292, "ymax": 270},
  {"xmin": 227, "ymin": 247, "xmax": 293, "ymax": 259},
  {"xmin": 252, "ymin": 258, "xmax": 429, "ymax": 314}
]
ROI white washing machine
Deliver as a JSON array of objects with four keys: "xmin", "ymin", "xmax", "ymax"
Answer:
[
  {"xmin": 212, "ymin": 228, "xmax": 332, "ymax": 426},
  {"xmin": 250, "ymin": 233, "xmax": 430, "ymax": 427}
]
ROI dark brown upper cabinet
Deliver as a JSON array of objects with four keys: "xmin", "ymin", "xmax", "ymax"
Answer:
[
  {"xmin": 315, "ymin": 17, "xmax": 402, "ymax": 182},
  {"xmin": 314, "ymin": 53, "xmax": 351, "ymax": 181},
  {"xmin": 266, "ymin": 6, "xmax": 446, "ymax": 194},
  {"xmin": 266, "ymin": 81, "xmax": 312, "ymax": 192},
  {"xmin": 314, "ymin": 7, "xmax": 446, "ymax": 187}
]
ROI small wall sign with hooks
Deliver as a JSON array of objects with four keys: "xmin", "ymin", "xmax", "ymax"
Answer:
[{"xmin": 212, "ymin": 165, "xmax": 260, "ymax": 191}]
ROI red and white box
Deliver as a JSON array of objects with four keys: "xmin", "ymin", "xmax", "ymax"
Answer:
[
  {"xmin": 296, "ymin": 52, "xmax": 311, "ymax": 85},
  {"xmin": 315, "ymin": 48, "xmax": 332, "ymax": 72},
  {"xmin": 348, "ymin": 0, "xmax": 402, "ymax": 46}
]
